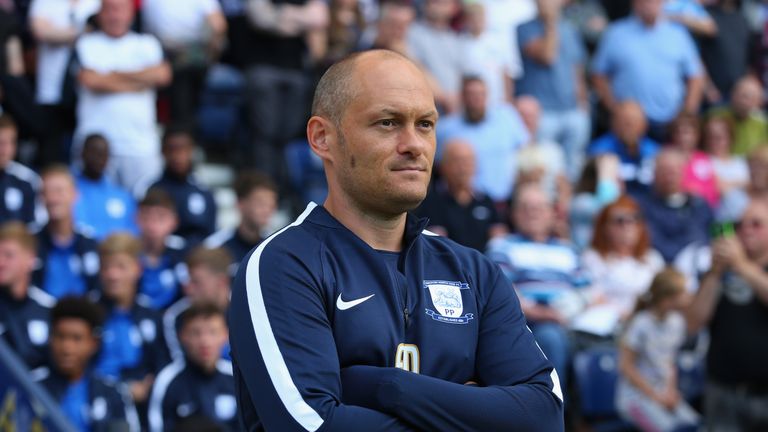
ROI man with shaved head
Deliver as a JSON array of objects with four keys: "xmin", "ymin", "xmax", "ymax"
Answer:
[
  {"xmin": 416, "ymin": 138, "xmax": 506, "ymax": 251},
  {"xmin": 229, "ymin": 50, "xmax": 564, "ymax": 431},
  {"xmin": 588, "ymin": 100, "xmax": 660, "ymax": 193},
  {"xmin": 708, "ymin": 76, "xmax": 768, "ymax": 155}
]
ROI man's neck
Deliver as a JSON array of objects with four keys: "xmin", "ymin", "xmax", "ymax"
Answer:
[
  {"xmin": 425, "ymin": 17, "xmax": 450, "ymax": 30},
  {"xmin": 142, "ymin": 237, "xmax": 166, "ymax": 258},
  {"xmin": 323, "ymin": 193, "xmax": 407, "ymax": 252},
  {"xmin": 8, "ymin": 280, "xmax": 29, "ymax": 301},
  {"xmin": 447, "ymin": 183, "xmax": 473, "ymax": 206},
  {"xmin": 49, "ymin": 218, "xmax": 75, "ymax": 243},
  {"xmin": 112, "ymin": 291, "xmax": 135, "ymax": 310},
  {"xmin": 61, "ymin": 368, "xmax": 86, "ymax": 384},
  {"xmin": 637, "ymin": 14, "xmax": 658, "ymax": 27},
  {"xmin": 236, "ymin": 223, "xmax": 262, "ymax": 244},
  {"xmin": 82, "ymin": 170, "xmax": 103, "ymax": 181}
]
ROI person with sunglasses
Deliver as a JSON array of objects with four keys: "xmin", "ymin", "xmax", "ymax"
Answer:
[
  {"xmin": 687, "ymin": 199, "xmax": 768, "ymax": 431},
  {"xmin": 579, "ymin": 195, "xmax": 664, "ymax": 336}
]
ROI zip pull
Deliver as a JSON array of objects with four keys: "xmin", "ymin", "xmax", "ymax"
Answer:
[{"xmin": 403, "ymin": 307, "xmax": 410, "ymax": 328}]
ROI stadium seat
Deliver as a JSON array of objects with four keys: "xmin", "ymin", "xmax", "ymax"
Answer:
[{"xmin": 573, "ymin": 346, "xmax": 637, "ymax": 432}]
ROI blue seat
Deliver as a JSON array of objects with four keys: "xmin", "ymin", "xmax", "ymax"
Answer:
[
  {"xmin": 284, "ymin": 139, "xmax": 328, "ymax": 205},
  {"xmin": 573, "ymin": 346, "xmax": 637, "ymax": 432}
]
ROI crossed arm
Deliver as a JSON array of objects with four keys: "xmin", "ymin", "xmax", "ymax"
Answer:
[
  {"xmin": 229, "ymin": 244, "xmax": 564, "ymax": 431},
  {"xmin": 78, "ymin": 62, "xmax": 172, "ymax": 93}
]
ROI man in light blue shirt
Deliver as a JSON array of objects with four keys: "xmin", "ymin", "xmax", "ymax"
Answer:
[
  {"xmin": 591, "ymin": 0, "xmax": 703, "ymax": 140},
  {"xmin": 517, "ymin": 0, "xmax": 590, "ymax": 181},
  {"xmin": 437, "ymin": 76, "xmax": 529, "ymax": 205}
]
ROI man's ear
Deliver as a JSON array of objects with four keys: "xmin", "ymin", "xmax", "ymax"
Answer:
[{"xmin": 307, "ymin": 116, "xmax": 336, "ymax": 162}]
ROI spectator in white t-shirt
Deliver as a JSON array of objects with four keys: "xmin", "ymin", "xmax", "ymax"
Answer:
[
  {"xmin": 74, "ymin": 0, "xmax": 171, "ymax": 194},
  {"xmin": 29, "ymin": 0, "xmax": 101, "ymax": 166},
  {"xmin": 141, "ymin": 0, "xmax": 226, "ymax": 127},
  {"xmin": 460, "ymin": 2, "xmax": 520, "ymax": 107}
]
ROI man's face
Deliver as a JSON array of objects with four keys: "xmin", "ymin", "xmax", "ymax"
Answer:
[
  {"xmin": 378, "ymin": 5, "xmax": 414, "ymax": 43},
  {"xmin": 183, "ymin": 266, "xmax": 228, "ymax": 304},
  {"xmin": 99, "ymin": 0, "xmax": 134, "ymax": 38},
  {"xmin": 42, "ymin": 174, "xmax": 77, "ymax": 222},
  {"xmin": 238, "ymin": 188, "xmax": 278, "ymax": 233},
  {"xmin": 137, "ymin": 206, "xmax": 178, "ymax": 242},
  {"xmin": 737, "ymin": 203, "xmax": 768, "ymax": 257},
  {"xmin": 51, "ymin": 318, "xmax": 98, "ymax": 378},
  {"xmin": 439, "ymin": 142, "xmax": 475, "ymax": 190},
  {"xmin": 329, "ymin": 57, "xmax": 438, "ymax": 216},
  {"xmin": 82, "ymin": 138, "xmax": 109, "ymax": 178},
  {"xmin": 0, "ymin": 240, "xmax": 34, "ymax": 288},
  {"xmin": 162, "ymin": 134, "xmax": 194, "ymax": 177},
  {"xmin": 634, "ymin": 0, "xmax": 662, "ymax": 22},
  {"xmin": 99, "ymin": 253, "xmax": 140, "ymax": 301},
  {"xmin": 731, "ymin": 80, "xmax": 763, "ymax": 118},
  {"xmin": 424, "ymin": 0, "xmax": 457, "ymax": 24},
  {"xmin": 653, "ymin": 153, "xmax": 684, "ymax": 196},
  {"xmin": 613, "ymin": 104, "xmax": 647, "ymax": 146},
  {"xmin": 180, "ymin": 315, "xmax": 228, "ymax": 371},
  {"xmin": 0, "ymin": 127, "xmax": 17, "ymax": 169},
  {"xmin": 462, "ymin": 80, "xmax": 487, "ymax": 122},
  {"xmin": 512, "ymin": 188, "xmax": 553, "ymax": 240}
]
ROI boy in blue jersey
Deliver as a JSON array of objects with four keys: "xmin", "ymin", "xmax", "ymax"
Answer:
[
  {"xmin": 33, "ymin": 296, "xmax": 139, "ymax": 432},
  {"xmin": 74, "ymin": 134, "xmax": 139, "ymax": 240},
  {"xmin": 229, "ymin": 50, "xmax": 564, "ymax": 431},
  {"xmin": 204, "ymin": 171, "xmax": 278, "ymax": 277},
  {"xmin": 149, "ymin": 302, "xmax": 237, "ymax": 432},
  {"xmin": 0, "ymin": 115, "xmax": 43, "ymax": 226},
  {"xmin": 147, "ymin": 126, "xmax": 217, "ymax": 247},
  {"xmin": 136, "ymin": 188, "xmax": 188, "ymax": 310},
  {"xmin": 164, "ymin": 246, "xmax": 232, "ymax": 361},
  {"xmin": 93, "ymin": 233, "xmax": 170, "ymax": 413},
  {"xmin": 33, "ymin": 165, "xmax": 100, "ymax": 299},
  {"xmin": 0, "ymin": 221, "xmax": 54, "ymax": 369}
]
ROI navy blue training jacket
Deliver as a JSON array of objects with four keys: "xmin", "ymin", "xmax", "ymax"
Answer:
[{"xmin": 229, "ymin": 203, "xmax": 564, "ymax": 432}]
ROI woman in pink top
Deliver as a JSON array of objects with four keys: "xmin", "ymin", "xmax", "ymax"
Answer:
[{"xmin": 668, "ymin": 113, "xmax": 719, "ymax": 207}]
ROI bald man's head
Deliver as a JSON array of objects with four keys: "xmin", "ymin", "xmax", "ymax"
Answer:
[{"xmin": 311, "ymin": 50, "xmax": 417, "ymax": 127}]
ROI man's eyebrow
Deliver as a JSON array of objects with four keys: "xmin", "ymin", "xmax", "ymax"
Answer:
[{"xmin": 373, "ymin": 108, "xmax": 438, "ymax": 118}]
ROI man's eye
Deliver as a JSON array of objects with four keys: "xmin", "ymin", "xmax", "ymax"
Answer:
[
  {"xmin": 419, "ymin": 121, "xmax": 434, "ymax": 129},
  {"xmin": 380, "ymin": 119, "xmax": 395, "ymax": 127}
]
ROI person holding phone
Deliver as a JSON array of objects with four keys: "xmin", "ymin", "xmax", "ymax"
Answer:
[{"xmin": 687, "ymin": 199, "xmax": 768, "ymax": 430}]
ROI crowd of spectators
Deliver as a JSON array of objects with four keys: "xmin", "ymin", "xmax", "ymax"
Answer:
[{"xmin": 0, "ymin": 0, "xmax": 768, "ymax": 430}]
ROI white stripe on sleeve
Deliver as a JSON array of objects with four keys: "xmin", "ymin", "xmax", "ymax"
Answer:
[{"xmin": 244, "ymin": 202, "xmax": 324, "ymax": 432}]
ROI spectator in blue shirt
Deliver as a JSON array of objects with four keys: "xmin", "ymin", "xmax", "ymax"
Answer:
[
  {"xmin": 137, "ymin": 188, "xmax": 188, "ymax": 310},
  {"xmin": 73, "ymin": 134, "xmax": 139, "ymax": 240},
  {"xmin": 0, "ymin": 115, "xmax": 43, "ymax": 227},
  {"xmin": 591, "ymin": 0, "xmax": 704, "ymax": 141},
  {"xmin": 0, "ymin": 221, "xmax": 55, "ymax": 370},
  {"xmin": 516, "ymin": 0, "xmax": 591, "ymax": 181},
  {"xmin": 33, "ymin": 165, "xmax": 100, "ymax": 299},
  {"xmin": 33, "ymin": 296, "xmax": 139, "ymax": 432},
  {"xmin": 487, "ymin": 182, "xmax": 591, "ymax": 385},
  {"xmin": 588, "ymin": 100, "xmax": 660, "ymax": 194},
  {"xmin": 204, "ymin": 171, "xmax": 277, "ymax": 276},
  {"xmin": 146, "ymin": 126, "xmax": 217, "ymax": 247},
  {"xmin": 630, "ymin": 148, "xmax": 713, "ymax": 262},
  {"xmin": 437, "ymin": 76, "xmax": 529, "ymax": 206},
  {"xmin": 93, "ymin": 233, "xmax": 171, "ymax": 411}
]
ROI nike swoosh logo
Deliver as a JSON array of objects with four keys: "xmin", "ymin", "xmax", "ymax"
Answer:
[{"xmin": 336, "ymin": 293, "xmax": 375, "ymax": 311}]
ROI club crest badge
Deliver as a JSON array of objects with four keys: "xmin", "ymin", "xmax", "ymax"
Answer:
[{"xmin": 424, "ymin": 280, "xmax": 474, "ymax": 324}]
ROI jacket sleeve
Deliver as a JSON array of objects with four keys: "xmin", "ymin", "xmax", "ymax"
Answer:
[
  {"xmin": 229, "ymin": 236, "xmax": 417, "ymax": 432},
  {"xmin": 339, "ymin": 264, "xmax": 564, "ymax": 431}
]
